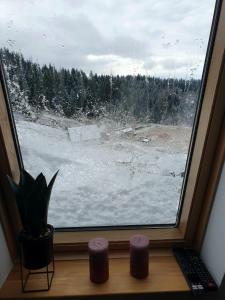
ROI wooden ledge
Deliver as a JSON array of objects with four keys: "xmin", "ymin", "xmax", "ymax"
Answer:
[{"xmin": 0, "ymin": 250, "xmax": 189, "ymax": 299}]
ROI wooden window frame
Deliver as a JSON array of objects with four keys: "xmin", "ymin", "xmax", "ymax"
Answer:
[{"xmin": 0, "ymin": 0, "xmax": 225, "ymax": 260}]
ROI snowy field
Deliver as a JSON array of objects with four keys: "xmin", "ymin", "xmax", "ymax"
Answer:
[{"xmin": 14, "ymin": 113, "xmax": 191, "ymax": 228}]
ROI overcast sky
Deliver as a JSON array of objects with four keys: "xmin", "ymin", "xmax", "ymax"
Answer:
[{"xmin": 0, "ymin": 0, "xmax": 216, "ymax": 78}]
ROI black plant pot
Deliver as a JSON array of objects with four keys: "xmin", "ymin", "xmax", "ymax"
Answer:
[{"xmin": 19, "ymin": 224, "xmax": 54, "ymax": 270}]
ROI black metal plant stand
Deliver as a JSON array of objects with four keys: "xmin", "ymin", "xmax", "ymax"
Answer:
[{"xmin": 19, "ymin": 246, "xmax": 55, "ymax": 293}]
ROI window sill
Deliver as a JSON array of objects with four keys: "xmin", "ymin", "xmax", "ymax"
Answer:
[{"xmin": 0, "ymin": 249, "xmax": 190, "ymax": 299}]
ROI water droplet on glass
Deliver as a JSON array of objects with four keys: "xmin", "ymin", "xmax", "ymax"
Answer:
[
  {"xmin": 162, "ymin": 42, "xmax": 171, "ymax": 48},
  {"xmin": 6, "ymin": 39, "xmax": 16, "ymax": 47},
  {"xmin": 7, "ymin": 20, "xmax": 14, "ymax": 29},
  {"xmin": 42, "ymin": 34, "xmax": 47, "ymax": 39}
]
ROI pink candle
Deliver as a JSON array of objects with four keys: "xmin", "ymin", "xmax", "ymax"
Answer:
[
  {"xmin": 130, "ymin": 234, "xmax": 149, "ymax": 279},
  {"xmin": 88, "ymin": 237, "xmax": 109, "ymax": 283}
]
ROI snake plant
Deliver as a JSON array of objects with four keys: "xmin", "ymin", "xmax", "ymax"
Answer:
[{"xmin": 7, "ymin": 169, "xmax": 58, "ymax": 238}]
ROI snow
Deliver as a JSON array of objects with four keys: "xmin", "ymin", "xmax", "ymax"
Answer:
[
  {"xmin": 15, "ymin": 114, "xmax": 191, "ymax": 228},
  {"xmin": 141, "ymin": 138, "xmax": 150, "ymax": 143},
  {"xmin": 68, "ymin": 124, "xmax": 102, "ymax": 142},
  {"xmin": 119, "ymin": 127, "xmax": 133, "ymax": 134}
]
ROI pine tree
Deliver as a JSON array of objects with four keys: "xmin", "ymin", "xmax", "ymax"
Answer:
[{"xmin": 1, "ymin": 47, "xmax": 201, "ymax": 126}]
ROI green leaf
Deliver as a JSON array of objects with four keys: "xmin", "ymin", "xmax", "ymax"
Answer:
[
  {"xmin": 27, "ymin": 173, "xmax": 48, "ymax": 236},
  {"xmin": 6, "ymin": 175, "xmax": 28, "ymax": 231},
  {"xmin": 19, "ymin": 169, "xmax": 35, "ymax": 188},
  {"xmin": 44, "ymin": 170, "xmax": 59, "ymax": 224},
  {"xmin": 6, "ymin": 175, "xmax": 19, "ymax": 196},
  {"xmin": 47, "ymin": 170, "xmax": 59, "ymax": 198}
]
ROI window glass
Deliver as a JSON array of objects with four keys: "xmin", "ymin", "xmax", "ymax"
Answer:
[{"xmin": 0, "ymin": 0, "xmax": 216, "ymax": 227}]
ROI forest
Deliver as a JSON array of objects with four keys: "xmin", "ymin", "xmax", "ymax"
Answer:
[{"xmin": 1, "ymin": 48, "xmax": 201, "ymax": 126}]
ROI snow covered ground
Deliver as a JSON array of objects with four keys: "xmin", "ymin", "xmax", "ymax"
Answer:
[{"xmin": 14, "ymin": 113, "xmax": 191, "ymax": 228}]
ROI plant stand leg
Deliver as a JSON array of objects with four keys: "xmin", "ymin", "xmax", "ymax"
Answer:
[{"xmin": 19, "ymin": 247, "xmax": 55, "ymax": 293}]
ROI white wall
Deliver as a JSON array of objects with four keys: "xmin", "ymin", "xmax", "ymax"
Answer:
[
  {"xmin": 201, "ymin": 162, "xmax": 225, "ymax": 286},
  {"xmin": 0, "ymin": 223, "xmax": 12, "ymax": 288}
]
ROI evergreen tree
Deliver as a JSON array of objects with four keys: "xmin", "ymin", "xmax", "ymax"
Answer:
[{"xmin": 1, "ymin": 47, "xmax": 201, "ymax": 126}]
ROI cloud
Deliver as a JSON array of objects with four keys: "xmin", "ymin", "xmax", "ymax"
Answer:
[
  {"xmin": 86, "ymin": 54, "xmax": 144, "ymax": 75},
  {"xmin": 0, "ymin": 0, "xmax": 216, "ymax": 78}
]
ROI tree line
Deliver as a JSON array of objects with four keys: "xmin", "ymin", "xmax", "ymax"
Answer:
[{"xmin": 0, "ymin": 48, "xmax": 201, "ymax": 125}]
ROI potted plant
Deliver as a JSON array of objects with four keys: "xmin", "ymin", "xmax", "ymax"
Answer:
[{"xmin": 7, "ymin": 169, "xmax": 58, "ymax": 270}]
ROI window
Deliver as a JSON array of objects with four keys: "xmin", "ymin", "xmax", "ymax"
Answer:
[{"xmin": 0, "ymin": 0, "xmax": 225, "ymax": 255}]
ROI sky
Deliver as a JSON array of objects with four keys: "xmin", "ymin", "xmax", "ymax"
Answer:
[{"xmin": 0, "ymin": 0, "xmax": 216, "ymax": 78}]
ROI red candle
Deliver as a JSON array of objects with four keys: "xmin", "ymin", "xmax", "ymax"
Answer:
[
  {"xmin": 130, "ymin": 234, "xmax": 149, "ymax": 279},
  {"xmin": 88, "ymin": 237, "xmax": 109, "ymax": 283}
]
